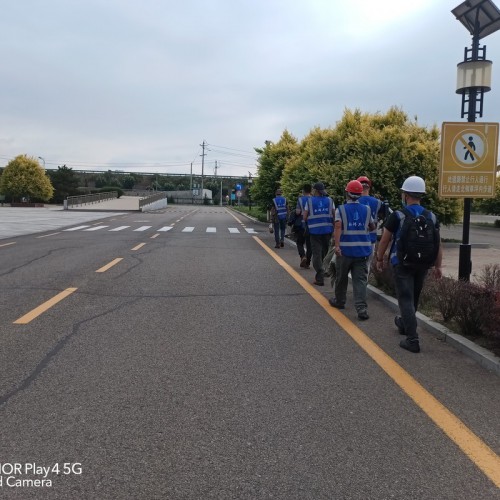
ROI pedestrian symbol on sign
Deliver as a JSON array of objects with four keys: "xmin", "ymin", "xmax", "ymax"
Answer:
[{"xmin": 452, "ymin": 130, "xmax": 486, "ymax": 168}]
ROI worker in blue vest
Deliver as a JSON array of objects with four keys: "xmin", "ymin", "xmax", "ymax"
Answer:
[
  {"xmin": 295, "ymin": 183, "xmax": 312, "ymax": 268},
  {"xmin": 303, "ymin": 182, "xmax": 334, "ymax": 286},
  {"xmin": 357, "ymin": 175, "xmax": 383, "ymax": 274},
  {"xmin": 329, "ymin": 180, "xmax": 375, "ymax": 320},
  {"xmin": 270, "ymin": 188, "xmax": 288, "ymax": 248}
]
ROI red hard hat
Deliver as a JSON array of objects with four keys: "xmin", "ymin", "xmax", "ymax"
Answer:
[
  {"xmin": 345, "ymin": 180, "xmax": 363, "ymax": 195},
  {"xmin": 357, "ymin": 176, "xmax": 371, "ymax": 187}
]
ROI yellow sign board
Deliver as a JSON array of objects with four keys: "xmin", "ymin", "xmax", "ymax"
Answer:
[{"xmin": 439, "ymin": 122, "xmax": 499, "ymax": 198}]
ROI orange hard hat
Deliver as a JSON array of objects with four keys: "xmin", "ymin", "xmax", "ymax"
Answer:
[
  {"xmin": 346, "ymin": 180, "xmax": 364, "ymax": 195},
  {"xmin": 357, "ymin": 176, "xmax": 371, "ymax": 187}
]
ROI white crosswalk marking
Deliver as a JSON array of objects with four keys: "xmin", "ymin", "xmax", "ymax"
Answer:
[
  {"xmin": 62, "ymin": 225, "xmax": 257, "ymax": 234},
  {"xmin": 64, "ymin": 225, "xmax": 91, "ymax": 231}
]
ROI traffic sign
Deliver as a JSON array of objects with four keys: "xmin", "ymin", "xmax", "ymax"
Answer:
[
  {"xmin": 440, "ymin": 122, "xmax": 499, "ymax": 198},
  {"xmin": 236, "ymin": 190, "xmax": 242, "ymax": 198}
]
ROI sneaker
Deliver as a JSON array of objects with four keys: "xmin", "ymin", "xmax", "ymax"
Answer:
[
  {"xmin": 313, "ymin": 280, "xmax": 324, "ymax": 286},
  {"xmin": 328, "ymin": 297, "xmax": 345, "ymax": 309},
  {"xmin": 400, "ymin": 338, "xmax": 420, "ymax": 353},
  {"xmin": 280, "ymin": 241, "xmax": 284, "ymax": 247},
  {"xmin": 305, "ymin": 261, "xmax": 311, "ymax": 269},
  {"xmin": 300, "ymin": 256, "xmax": 307, "ymax": 268},
  {"xmin": 358, "ymin": 310, "xmax": 369, "ymax": 320},
  {"xmin": 394, "ymin": 316, "xmax": 406, "ymax": 335},
  {"xmin": 275, "ymin": 244, "xmax": 280, "ymax": 248}
]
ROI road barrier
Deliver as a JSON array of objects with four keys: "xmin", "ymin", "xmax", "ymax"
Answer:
[
  {"xmin": 139, "ymin": 192, "xmax": 168, "ymax": 212},
  {"xmin": 65, "ymin": 191, "xmax": 118, "ymax": 209}
]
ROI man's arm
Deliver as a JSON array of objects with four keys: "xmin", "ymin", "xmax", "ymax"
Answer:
[{"xmin": 375, "ymin": 228, "xmax": 393, "ymax": 270}]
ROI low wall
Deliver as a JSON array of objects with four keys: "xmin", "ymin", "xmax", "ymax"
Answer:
[{"xmin": 141, "ymin": 198, "xmax": 168, "ymax": 212}]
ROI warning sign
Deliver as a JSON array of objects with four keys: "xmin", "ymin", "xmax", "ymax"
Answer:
[{"xmin": 440, "ymin": 122, "xmax": 499, "ymax": 198}]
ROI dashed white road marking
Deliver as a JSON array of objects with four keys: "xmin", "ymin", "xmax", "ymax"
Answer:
[
  {"xmin": 109, "ymin": 226, "xmax": 130, "ymax": 231},
  {"xmin": 228, "ymin": 228, "xmax": 240, "ymax": 233},
  {"xmin": 134, "ymin": 226, "xmax": 152, "ymax": 231},
  {"xmin": 182, "ymin": 227, "xmax": 195, "ymax": 232}
]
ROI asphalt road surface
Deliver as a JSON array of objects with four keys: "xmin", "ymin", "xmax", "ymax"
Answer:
[{"xmin": 0, "ymin": 206, "xmax": 499, "ymax": 499}]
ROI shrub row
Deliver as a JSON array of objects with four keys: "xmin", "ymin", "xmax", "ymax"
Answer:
[{"xmin": 371, "ymin": 263, "xmax": 500, "ymax": 345}]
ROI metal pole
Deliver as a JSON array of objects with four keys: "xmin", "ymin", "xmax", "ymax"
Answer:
[
  {"xmin": 220, "ymin": 180, "xmax": 222, "ymax": 207},
  {"xmin": 458, "ymin": 33, "xmax": 481, "ymax": 281},
  {"xmin": 200, "ymin": 141, "xmax": 206, "ymax": 204}
]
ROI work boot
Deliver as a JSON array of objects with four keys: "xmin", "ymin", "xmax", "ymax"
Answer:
[
  {"xmin": 328, "ymin": 297, "xmax": 345, "ymax": 309},
  {"xmin": 394, "ymin": 316, "xmax": 406, "ymax": 335},
  {"xmin": 400, "ymin": 338, "xmax": 420, "ymax": 353},
  {"xmin": 357, "ymin": 310, "xmax": 369, "ymax": 320}
]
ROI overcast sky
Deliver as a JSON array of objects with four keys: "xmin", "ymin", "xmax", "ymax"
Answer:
[{"xmin": 1, "ymin": 0, "xmax": 499, "ymax": 178}]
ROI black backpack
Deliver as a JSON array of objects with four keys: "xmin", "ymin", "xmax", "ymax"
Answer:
[
  {"xmin": 287, "ymin": 211, "xmax": 303, "ymax": 231},
  {"xmin": 396, "ymin": 207, "xmax": 439, "ymax": 268}
]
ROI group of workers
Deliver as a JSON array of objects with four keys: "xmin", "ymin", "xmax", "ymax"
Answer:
[{"xmin": 269, "ymin": 175, "xmax": 442, "ymax": 354}]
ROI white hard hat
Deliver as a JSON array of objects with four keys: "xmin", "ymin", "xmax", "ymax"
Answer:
[{"xmin": 401, "ymin": 176, "xmax": 426, "ymax": 194}]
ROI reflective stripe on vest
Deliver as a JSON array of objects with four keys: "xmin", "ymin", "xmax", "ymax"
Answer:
[
  {"xmin": 273, "ymin": 196, "xmax": 287, "ymax": 220},
  {"xmin": 359, "ymin": 195, "xmax": 382, "ymax": 243},
  {"xmin": 338, "ymin": 203, "xmax": 372, "ymax": 257},
  {"xmin": 307, "ymin": 197, "xmax": 334, "ymax": 234}
]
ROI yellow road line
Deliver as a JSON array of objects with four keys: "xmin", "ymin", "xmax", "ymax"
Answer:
[
  {"xmin": 131, "ymin": 243, "xmax": 146, "ymax": 251},
  {"xmin": 13, "ymin": 288, "xmax": 78, "ymax": 325},
  {"xmin": 253, "ymin": 236, "xmax": 500, "ymax": 488},
  {"xmin": 151, "ymin": 233, "xmax": 159, "ymax": 239},
  {"xmin": 96, "ymin": 258, "xmax": 123, "ymax": 273},
  {"xmin": 226, "ymin": 209, "xmax": 244, "ymax": 224},
  {"xmin": 0, "ymin": 242, "xmax": 16, "ymax": 248}
]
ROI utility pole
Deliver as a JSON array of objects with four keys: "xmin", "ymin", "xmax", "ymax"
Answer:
[
  {"xmin": 190, "ymin": 162, "xmax": 193, "ymax": 193},
  {"xmin": 200, "ymin": 140, "xmax": 207, "ymax": 204}
]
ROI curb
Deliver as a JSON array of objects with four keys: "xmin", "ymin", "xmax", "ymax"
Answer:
[{"xmin": 367, "ymin": 284, "xmax": 500, "ymax": 376}]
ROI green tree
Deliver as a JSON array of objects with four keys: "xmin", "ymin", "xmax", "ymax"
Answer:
[
  {"xmin": 47, "ymin": 165, "xmax": 80, "ymax": 203},
  {"xmin": 252, "ymin": 131, "xmax": 299, "ymax": 212},
  {"xmin": 279, "ymin": 107, "xmax": 461, "ymax": 225},
  {"xmin": 121, "ymin": 175, "xmax": 136, "ymax": 189},
  {"xmin": 0, "ymin": 155, "xmax": 53, "ymax": 201},
  {"xmin": 475, "ymin": 173, "xmax": 500, "ymax": 215}
]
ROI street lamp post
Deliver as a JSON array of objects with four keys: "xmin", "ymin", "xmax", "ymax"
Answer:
[
  {"xmin": 248, "ymin": 172, "xmax": 253, "ymax": 211},
  {"xmin": 38, "ymin": 156, "xmax": 45, "ymax": 168},
  {"xmin": 452, "ymin": 0, "xmax": 500, "ymax": 281}
]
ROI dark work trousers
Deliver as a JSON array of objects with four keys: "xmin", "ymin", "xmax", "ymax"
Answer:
[
  {"xmin": 334, "ymin": 255, "xmax": 369, "ymax": 312},
  {"xmin": 310, "ymin": 233, "xmax": 332, "ymax": 284},
  {"xmin": 392, "ymin": 264, "xmax": 428, "ymax": 341},
  {"xmin": 296, "ymin": 227, "xmax": 312, "ymax": 263},
  {"xmin": 273, "ymin": 218, "xmax": 287, "ymax": 245}
]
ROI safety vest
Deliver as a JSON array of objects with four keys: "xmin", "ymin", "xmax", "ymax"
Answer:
[
  {"xmin": 273, "ymin": 196, "xmax": 288, "ymax": 220},
  {"xmin": 359, "ymin": 195, "xmax": 382, "ymax": 243},
  {"xmin": 298, "ymin": 195, "xmax": 310, "ymax": 230},
  {"xmin": 389, "ymin": 205, "xmax": 438, "ymax": 265},
  {"xmin": 338, "ymin": 202, "xmax": 372, "ymax": 257},
  {"xmin": 307, "ymin": 196, "xmax": 334, "ymax": 235}
]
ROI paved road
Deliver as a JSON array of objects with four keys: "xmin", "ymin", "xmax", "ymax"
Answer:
[{"xmin": 0, "ymin": 206, "xmax": 499, "ymax": 499}]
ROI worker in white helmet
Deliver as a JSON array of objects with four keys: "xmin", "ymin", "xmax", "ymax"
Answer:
[{"xmin": 375, "ymin": 176, "xmax": 443, "ymax": 354}]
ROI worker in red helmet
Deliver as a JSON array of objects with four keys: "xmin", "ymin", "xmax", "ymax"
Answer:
[
  {"xmin": 329, "ymin": 180, "xmax": 375, "ymax": 320},
  {"xmin": 357, "ymin": 176, "xmax": 384, "ymax": 274}
]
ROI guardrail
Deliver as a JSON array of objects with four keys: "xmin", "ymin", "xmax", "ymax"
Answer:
[
  {"xmin": 139, "ymin": 192, "xmax": 167, "ymax": 210},
  {"xmin": 66, "ymin": 191, "xmax": 118, "ymax": 208}
]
